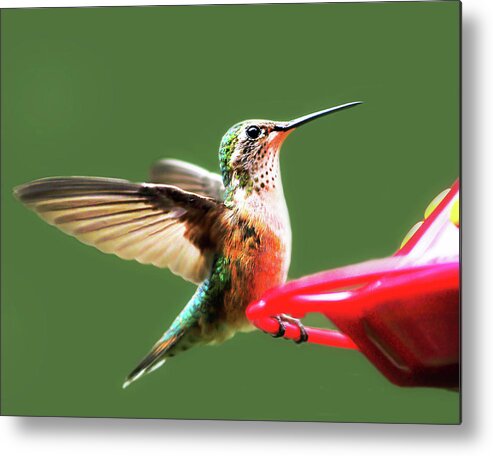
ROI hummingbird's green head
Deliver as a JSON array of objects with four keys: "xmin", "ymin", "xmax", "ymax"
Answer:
[
  {"xmin": 218, "ymin": 102, "xmax": 362, "ymax": 197},
  {"xmin": 219, "ymin": 119, "xmax": 286, "ymax": 192}
]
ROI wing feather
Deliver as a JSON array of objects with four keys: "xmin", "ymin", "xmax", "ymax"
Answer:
[
  {"xmin": 149, "ymin": 159, "xmax": 225, "ymax": 201},
  {"xmin": 14, "ymin": 176, "xmax": 224, "ymax": 284}
]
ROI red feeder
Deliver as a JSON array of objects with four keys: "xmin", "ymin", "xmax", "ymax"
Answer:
[{"xmin": 247, "ymin": 180, "xmax": 460, "ymax": 389}]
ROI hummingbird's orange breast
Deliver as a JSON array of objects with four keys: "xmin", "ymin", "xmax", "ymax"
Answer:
[{"xmin": 220, "ymin": 211, "xmax": 291, "ymax": 331}]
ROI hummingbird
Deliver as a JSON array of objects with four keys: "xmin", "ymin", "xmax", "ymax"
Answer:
[{"xmin": 14, "ymin": 102, "xmax": 361, "ymax": 388}]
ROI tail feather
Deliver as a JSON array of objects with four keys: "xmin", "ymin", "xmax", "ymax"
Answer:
[
  {"xmin": 123, "ymin": 335, "xmax": 181, "ymax": 389},
  {"xmin": 123, "ymin": 289, "xmax": 204, "ymax": 388}
]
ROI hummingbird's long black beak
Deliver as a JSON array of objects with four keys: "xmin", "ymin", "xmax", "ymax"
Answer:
[{"xmin": 273, "ymin": 101, "xmax": 362, "ymax": 131}]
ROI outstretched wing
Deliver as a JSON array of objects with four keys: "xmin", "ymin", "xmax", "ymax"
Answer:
[
  {"xmin": 14, "ymin": 177, "xmax": 225, "ymax": 284},
  {"xmin": 149, "ymin": 159, "xmax": 225, "ymax": 201}
]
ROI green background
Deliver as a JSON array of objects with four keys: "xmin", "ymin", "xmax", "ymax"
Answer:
[{"xmin": 1, "ymin": 2, "xmax": 459, "ymax": 423}]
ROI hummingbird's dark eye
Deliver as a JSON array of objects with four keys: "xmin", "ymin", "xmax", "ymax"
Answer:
[{"xmin": 246, "ymin": 125, "xmax": 261, "ymax": 140}]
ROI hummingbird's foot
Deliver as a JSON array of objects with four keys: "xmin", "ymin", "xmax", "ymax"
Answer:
[
  {"xmin": 272, "ymin": 314, "xmax": 309, "ymax": 344},
  {"xmin": 271, "ymin": 315, "xmax": 286, "ymax": 338},
  {"xmin": 294, "ymin": 321, "xmax": 309, "ymax": 344},
  {"xmin": 281, "ymin": 314, "xmax": 309, "ymax": 344}
]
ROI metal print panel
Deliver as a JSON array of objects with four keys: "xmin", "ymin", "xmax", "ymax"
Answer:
[{"xmin": 1, "ymin": 1, "xmax": 460, "ymax": 423}]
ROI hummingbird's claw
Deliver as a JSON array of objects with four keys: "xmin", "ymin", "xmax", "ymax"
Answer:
[
  {"xmin": 271, "ymin": 315, "xmax": 286, "ymax": 338},
  {"xmin": 294, "ymin": 321, "xmax": 308, "ymax": 344}
]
